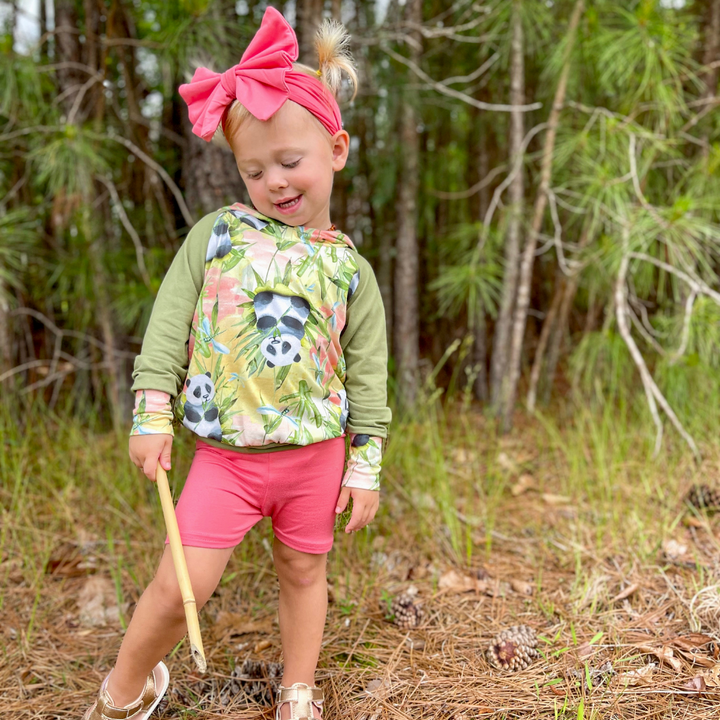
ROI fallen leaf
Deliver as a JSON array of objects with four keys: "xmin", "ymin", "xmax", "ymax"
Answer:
[
  {"xmin": 77, "ymin": 576, "xmax": 122, "ymax": 627},
  {"xmin": 438, "ymin": 569, "xmax": 487, "ymax": 594},
  {"xmin": 700, "ymin": 664, "xmax": 720, "ymax": 687},
  {"xmin": 575, "ymin": 642, "xmax": 598, "ymax": 660},
  {"xmin": 637, "ymin": 644, "xmax": 683, "ymax": 672},
  {"xmin": 682, "ymin": 676, "xmax": 706, "ymax": 693},
  {"xmin": 610, "ymin": 583, "xmax": 640, "ymax": 603},
  {"xmin": 670, "ymin": 634, "xmax": 715, "ymax": 653},
  {"xmin": 616, "ymin": 662, "xmax": 657, "ymax": 686},
  {"xmin": 510, "ymin": 578, "xmax": 534, "ymax": 596},
  {"xmin": 253, "ymin": 639, "xmax": 272, "ymax": 653},
  {"xmin": 213, "ymin": 611, "xmax": 272, "ymax": 638},
  {"xmin": 364, "ymin": 678, "xmax": 384, "ymax": 694},
  {"xmin": 511, "ymin": 474, "xmax": 536, "ymax": 497},
  {"xmin": 46, "ymin": 541, "xmax": 96, "ymax": 577}
]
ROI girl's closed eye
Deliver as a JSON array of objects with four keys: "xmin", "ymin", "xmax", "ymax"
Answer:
[{"xmin": 282, "ymin": 159, "xmax": 300, "ymax": 169}]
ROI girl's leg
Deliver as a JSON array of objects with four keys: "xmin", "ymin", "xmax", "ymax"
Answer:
[
  {"xmin": 273, "ymin": 538, "xmax": 328, "ymax": 719},
  {"xmin": 105, "ymin": 545, "xmax": 234, "ymax": 707}
]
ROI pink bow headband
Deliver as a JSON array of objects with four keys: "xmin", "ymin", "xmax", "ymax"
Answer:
[{"xmin": 179, "ymin": 7, "xmax": 342, "ymax": 141}]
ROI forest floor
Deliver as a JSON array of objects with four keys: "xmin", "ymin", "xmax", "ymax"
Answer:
[{"xmin": 2, "ymin": 404, "xmax": 720, "ymax": 719}]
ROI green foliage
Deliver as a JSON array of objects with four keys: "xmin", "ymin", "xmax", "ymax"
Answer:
[
  {"xmin": 29, "ymin": 128, "xmax": 110, "ymax": 198},
  {"xmin": 430, "ymin": 223, "xmax": 503, "ymax": 325},
  {"xmin": 0, "ymin": 208, "xmax": 38, "ymax": 295}
]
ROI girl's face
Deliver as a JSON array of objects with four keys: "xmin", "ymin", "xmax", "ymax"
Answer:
[{"xmin": 227, "ymin": 101, "xmax": 350, "ymax": 230}]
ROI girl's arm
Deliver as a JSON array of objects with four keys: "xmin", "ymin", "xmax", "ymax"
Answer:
[
  {"xmin": 130, "ymin": 211, "xmax": 217, "ymax": 436},
  {"xmin": 339, "ymin": 253, "xmax": 392, "ymax": 491}
]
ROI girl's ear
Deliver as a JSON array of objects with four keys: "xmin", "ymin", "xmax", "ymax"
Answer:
[{"xmin": 330, "ymin": 130, "xmax": 350, "ymax": 172}]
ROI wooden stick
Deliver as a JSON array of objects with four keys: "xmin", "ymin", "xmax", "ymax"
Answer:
[{"xmin": 155, "ymin": 464, "xmax": 207, "ymax": 673}]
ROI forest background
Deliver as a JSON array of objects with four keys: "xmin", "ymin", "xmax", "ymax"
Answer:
[
  {"xmin": 3, "ymin": 0, "xmax": 720, "ymax": 449},
  {"xmin": 4, "ymin": 1, "xmax": 720, "ymax": 718}
]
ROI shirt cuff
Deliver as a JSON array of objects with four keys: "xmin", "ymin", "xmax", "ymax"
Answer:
[
  {"xmin": 342, "ymin": 434, "xmax": 383, "ymax": 491},
  {"xmin": 130, "ymin": 390, "xmax": 175, "ymax": 436}
]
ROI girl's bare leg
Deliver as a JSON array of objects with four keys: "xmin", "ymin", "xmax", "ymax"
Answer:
[
  {"xmin": 273, "ymin": 539, "xmax": 328, "ymax": 719},
  {"xmin": 105, "ymin": 545, "xmax": 234, "ymax": 706}
]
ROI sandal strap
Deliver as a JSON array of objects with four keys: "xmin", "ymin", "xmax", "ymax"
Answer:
[
  {"xmin": 94, "ymin": 671, "xmax": 156, "ymax": 720},
  {"xmin": 277, "ymin": 683, "xmax": 324, "ymax": 719}
]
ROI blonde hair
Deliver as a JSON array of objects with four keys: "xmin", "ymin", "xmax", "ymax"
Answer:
[{"xmin": 221, "ymin": 19, "xmax": 358, "ymax": 145}]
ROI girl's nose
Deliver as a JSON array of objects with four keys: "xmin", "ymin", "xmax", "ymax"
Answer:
[{"xmin": 266, "ymin": 167, "xmax": 288, "ymax": 192}]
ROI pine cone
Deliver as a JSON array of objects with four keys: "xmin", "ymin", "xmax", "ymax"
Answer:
[
  {"xmin": 686, "ymin": 484, "xmax": 720, "ymax": 510},
  {"xmin": 487, "ymin": 625, "xmax": 539, "ymax": 671},
  {"xmin": 390, "ymin": 592, "xmax": 423, "ymax": 629},
  {"xmin": 221, "ymin": 659, "xmax": 283, "ymax": 706}
]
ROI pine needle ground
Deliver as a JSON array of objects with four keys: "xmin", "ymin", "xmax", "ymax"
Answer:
[{"xmin": 2, "ymin": 404, "xmax": 720, "ymax": 719}]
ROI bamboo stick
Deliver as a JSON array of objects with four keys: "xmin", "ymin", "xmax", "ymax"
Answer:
[{"xmin": 155, "ymin": 464, "xmax": 207, "ymax": 673}]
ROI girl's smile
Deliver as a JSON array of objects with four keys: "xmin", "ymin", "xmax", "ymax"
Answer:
[{"xmin": 274, "ymin": 195, "xmax": 303, "ymax": 214}]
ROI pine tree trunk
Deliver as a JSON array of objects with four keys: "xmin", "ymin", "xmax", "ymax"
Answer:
[
  {"xmin": 54, "ymin": 0, "xmax": 83, "ymax": 116},
  {"xmin": 701, "ymin": 0, "xmax": 720, "ymax": 154},
  {"xmin": 702, "ymin": 0, "xmax": 720, "ymax": 96},
  {"xmin": 500, "ymin": 0, "xmax": 584, "ymax": 432},
  {"xmin": 526, "ymin": 275, "xmax": 565, "ymax": 411},
  {"xmin": 0, "ymin": 287, "xmax": 10, "ymax": 376},
  {"xmin": 181, "ymin": 111, "xmax": 249, "ymax": 217},
  {"xmin": 540, "ymin": 225, "xmax": 592, "ymax": 404},
  {"xmin": 394, "ymin": 0, "xmax": 422, "ymax": 410},
  {"xmin": 490, "ymin": 0, "xmax": 525, "ymax": 410},
  {"xmin": 297, "ymin": 0, "xmax": 324, "ymax": 61}
]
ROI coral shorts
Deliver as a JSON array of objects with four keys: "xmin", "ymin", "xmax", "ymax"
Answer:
[{"xmin": 170, "ymin": 438, "xmax": 346, "ymax": 554}]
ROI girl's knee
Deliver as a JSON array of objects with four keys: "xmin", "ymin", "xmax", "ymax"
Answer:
[
  {"xmin": 274, "ymin": 544, "xmax": 326, "ymax": 588},
  {"xmin": 146, "ymin": 574, "xmax": 186, "ymax": 620}
]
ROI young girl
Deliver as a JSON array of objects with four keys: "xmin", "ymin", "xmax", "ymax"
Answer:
[{"xmin": 83, "ymin": 8, "xmax": 390, "ymax": 720}]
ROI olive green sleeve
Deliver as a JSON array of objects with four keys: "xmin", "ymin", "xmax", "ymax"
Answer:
[
  {"xmin": 130, "ymin": 211, "xmax": 218, "ymax": 398},
  {"xmin": 340, "ymin": 253, "xmax": 392, "ymax": 439}
]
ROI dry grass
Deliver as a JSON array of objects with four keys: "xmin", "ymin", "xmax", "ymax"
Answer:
[{"xmin": 2, "ymin": 404, "xmax": 720, "ymax": 719}]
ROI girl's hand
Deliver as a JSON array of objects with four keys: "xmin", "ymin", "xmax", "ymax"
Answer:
[
  {"xmin": 129, "ymin": 434, "xmax": 173, "ymax": 482},
  {"xmin": 335, "ymin": 487, "xmax": 379, "ymax": 533}
]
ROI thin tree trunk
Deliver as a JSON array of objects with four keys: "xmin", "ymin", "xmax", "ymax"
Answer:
[
  {"xmin": 473, "ymin": 313, "xmax": 488, "ymax": 402},
  {"xmin": 540, "ymin": 226, "xmax": 593, "ymax": 404},
  {"xmin": 0, "ymin": 287, "xmax": 11, "ymax": 376},
  {"xmin": 54, "ymin": 0, "xmax": 83, "ymax": 116},
  {"xmin": 490, "ymin": 0, "xmax": 525, "ymax": 409},
  {"xmin": 500, "ymin": 0, "xmax": 584, "ymax": 432},
  {"xmin": 702, "ymin": 0, "xmax": 720, "ymax": 97},
  {"xmin": 526, "ymin": 275, "xmax": 565, "ymax": 411},
  {"xmin": 85, "ymin": 213, "xmax": 123, "ymax": 432},
  {"xmin": 394, "ymin": 0, "xmax": 422, "ymax": 410},
  {"xmin": 297, "ymin": 0, "xmax": 324, "ymax": 61},
  {"xmin": 701, "ymin": 0, "xmax": 720, "ymax": 154}
]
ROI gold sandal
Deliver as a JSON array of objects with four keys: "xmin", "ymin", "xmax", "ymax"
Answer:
[
  {"xmin": 275, "ymin": 682, "xmax": 324, "ymax": 719},
  {"xmin": 83, "ymin": 661, "xmax": 169, "ymax": 720}
]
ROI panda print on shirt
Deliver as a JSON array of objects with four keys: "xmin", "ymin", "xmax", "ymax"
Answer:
[
  {"xmin": 254, "ymin": 292, "xmax": 311, "ymax": 368},
  {"xmin": 182, "ymin": 371, "xmax": 223, "ymax": 441},
  {"xmin": 206, "ymin": 210, "xmax": 269, "ymax": 262}
]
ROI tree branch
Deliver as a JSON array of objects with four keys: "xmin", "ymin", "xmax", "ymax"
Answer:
[
  {"xmin": 96, "ymin": 175, "xmax": 153, "ymax": 291},
  {"xmin": 381, "ymin": 46, "xmax": 543, "ymax": 112}
]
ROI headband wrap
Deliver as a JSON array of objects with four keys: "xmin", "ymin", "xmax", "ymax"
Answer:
[{"xmin": 179, "ymin": 7, "xmax": 343, "ymax": 141}]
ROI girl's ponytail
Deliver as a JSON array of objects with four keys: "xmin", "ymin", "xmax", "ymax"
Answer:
[{"xmin": 314, "ymin": 19, "xmax": 358, "ymax": 102}]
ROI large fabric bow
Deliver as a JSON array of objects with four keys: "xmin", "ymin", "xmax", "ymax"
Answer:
[{"xmin": 179, "ymin": 7, "xmax": 341, "ymax": 141}]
